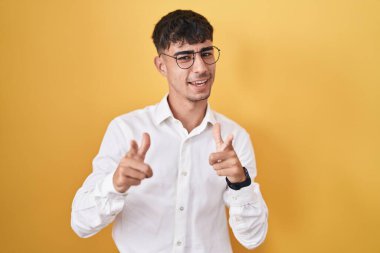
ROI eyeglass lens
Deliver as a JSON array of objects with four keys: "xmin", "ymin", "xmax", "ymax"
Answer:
[{"xmin": 176, "ymin": 47, "xmax": 220, "ymax": 69}]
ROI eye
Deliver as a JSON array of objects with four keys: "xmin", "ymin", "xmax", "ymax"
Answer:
[
  {"xmin": 201, "ymin": 51, "xmax": 213, "ymax": 58},
  {"xmin": 177, "ymin": 55, "xmax": 192, "ymax": 62}
]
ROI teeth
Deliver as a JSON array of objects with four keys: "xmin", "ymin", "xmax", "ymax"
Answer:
[{"xmin": 190, "ymin": 79, "xmax": 207, "ymax": 86}]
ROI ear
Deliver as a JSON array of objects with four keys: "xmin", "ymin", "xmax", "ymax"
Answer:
[{"xmin": 154, "ymin": 56, "xmax": 167, "ymax": 77}]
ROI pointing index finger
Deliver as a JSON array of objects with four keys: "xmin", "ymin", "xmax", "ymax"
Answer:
[
  {"xmin": 223, "ymin": 134, "xmax": 234, "ymax": 151},
  {"xmin": 126, "ymin": 140, "xmax": 138, "ymax": 158}
]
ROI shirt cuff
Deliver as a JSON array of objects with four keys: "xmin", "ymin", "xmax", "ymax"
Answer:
[
  {"xmin": 226, "ymin": 183, "xmax": 259, "ymax": 207},
  {"xmin": 93, "ymin": 172, "xmax": 127, "ymax": 218}
]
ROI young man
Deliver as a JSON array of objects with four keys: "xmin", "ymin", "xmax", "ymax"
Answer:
[{"xmin": 71, "ymin": 9, "xmax": 268, "ymax": 253}]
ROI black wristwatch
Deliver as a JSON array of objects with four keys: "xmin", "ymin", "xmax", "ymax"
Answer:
[{"xmin": 226, "ymin": 167, "xmax": 251, "ymax": 190}]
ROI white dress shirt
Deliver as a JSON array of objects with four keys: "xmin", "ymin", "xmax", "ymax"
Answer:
[{"xmin": 71, "ymin": 95, "xmax": 268, "ymax": 253}]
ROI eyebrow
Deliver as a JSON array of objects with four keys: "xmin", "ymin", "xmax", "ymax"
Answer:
[{"xmin": 173, "ymin": 46, "xmax": 214, "ymax": 56}]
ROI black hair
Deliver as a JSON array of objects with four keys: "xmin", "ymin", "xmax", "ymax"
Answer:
[{"xmin": 152, "ymin": 9, "xmax": 214, "ymax": 53}]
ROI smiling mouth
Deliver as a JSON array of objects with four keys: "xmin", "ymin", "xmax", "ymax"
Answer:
[{"xmin": 187, "ymin": 79, "xmax": 209, "ymax": 87}]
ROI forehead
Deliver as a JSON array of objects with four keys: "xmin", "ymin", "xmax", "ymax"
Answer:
[{"xmin": 166, "ymin": 40, "xmax": 213, "ymax": 54}]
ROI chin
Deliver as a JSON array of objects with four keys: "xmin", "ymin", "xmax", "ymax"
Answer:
[{"xmin": 187, "ymin": 92, "xmax": 211, "ymax": 102}]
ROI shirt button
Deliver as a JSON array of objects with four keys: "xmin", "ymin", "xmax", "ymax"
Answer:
[
  {"xmin": 176, "ymin": 241, "xmax": 182, "ymax": 246},
  {"xmin": 179, "ymin": 206, "xmax": 184, "ymax": 211},
  {"xmin": 181, "ymin": 171, "xmax": 187, "ymax": 176}
]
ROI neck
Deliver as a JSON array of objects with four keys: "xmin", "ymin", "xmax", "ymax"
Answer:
[{"xmin": 167, "ymin": 95, "xmax": 208, "ymax": 133}]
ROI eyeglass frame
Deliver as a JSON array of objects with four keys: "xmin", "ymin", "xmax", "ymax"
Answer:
[{"xmin": 158, "ymin": 45, "xmax": 221, "ymax": 69}]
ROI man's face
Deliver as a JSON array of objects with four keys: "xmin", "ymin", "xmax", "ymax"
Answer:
[{"xmin": 155, "ymin": 40, "xmax": 216, "ymax": 104}]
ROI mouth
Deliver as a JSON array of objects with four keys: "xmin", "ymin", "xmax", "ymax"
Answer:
[{"xmin": 187, "ymin": 78, "xmax": 209, "ymax": 87}]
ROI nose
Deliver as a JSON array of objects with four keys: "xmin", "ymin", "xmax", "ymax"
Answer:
[{"xmin": 191, "ymin": 53, "xmax": 208, "ymax": 73}]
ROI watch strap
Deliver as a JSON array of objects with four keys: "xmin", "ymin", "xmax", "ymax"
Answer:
[{"xmin": 226, "ymin": 167, "xmax": 251, "ymax": 190}]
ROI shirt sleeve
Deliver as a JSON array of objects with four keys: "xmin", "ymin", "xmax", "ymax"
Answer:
[
  {"xmin": 223, "ymin": 129, "xmax": 268, "ymax": 249},
  {"xmin": 71, "ymin": 119, "xmax": 129, "ymax": 238}
]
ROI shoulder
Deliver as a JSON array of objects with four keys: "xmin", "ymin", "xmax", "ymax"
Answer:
[
  {"xmin": 105, "ymin": 103, "xmax": 158, "ymax": 136},
  {"xmin": 113, "ymin": 102, "xmax": 158, "ymax": 125},
  {"xmin": 116, "ymin": 105, "xmax": 155, "ymax": 123}
]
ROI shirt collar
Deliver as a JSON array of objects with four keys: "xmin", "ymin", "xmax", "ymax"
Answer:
[
  {"xmin": 203, "ymin": 102, "xmax": 217, "ymax": 126},
  {"xmin": 153, "ymin": 94, "xmax": 173, "ymax": 125},
  {"xmin": 153, "ymin": 94, "xmax": 217, "ymax": 126}
]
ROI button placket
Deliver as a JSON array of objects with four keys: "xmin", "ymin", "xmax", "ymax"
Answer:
[{"xmin": 173, "ymin": 138, "xmax": 191, "ymax": 252}]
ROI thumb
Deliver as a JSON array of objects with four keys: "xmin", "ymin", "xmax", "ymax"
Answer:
[
  {"xmin": 213, "ymin": 123, "xmax": 224, "ymax": 151},
  {"xmin": 137, "ymin": 132, "xmax": 151, "ymax": 158}
]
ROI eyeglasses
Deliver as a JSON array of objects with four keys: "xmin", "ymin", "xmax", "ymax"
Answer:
[{"xmin": 159, "ymin": 46, "xmax": 221, "ymax": 69}]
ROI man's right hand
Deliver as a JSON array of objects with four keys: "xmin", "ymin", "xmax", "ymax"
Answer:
[{"xmin": 113, "ymin": 133, "xmax": 153, "ymax": 193}]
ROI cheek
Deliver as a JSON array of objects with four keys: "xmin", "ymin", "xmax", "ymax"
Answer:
[
  {"xmin": 167, "ymin": 69, "xmax": 188, "ymax": 84},
  {"xmin": 210, "ymin": 65, "xmax": 216, "ymax": 76}
]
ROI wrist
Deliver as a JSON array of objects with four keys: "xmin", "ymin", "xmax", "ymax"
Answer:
[
  {"xmin": 227, "ymin": 166, "xmax": 246, "ymax": 183},
  {"xmin": 226, "ymin": 167, "xmax": 251, "ymax": 190},
  {"xmin": 227, "ymin": 174, "xmax": 246, "ymax": 183}
]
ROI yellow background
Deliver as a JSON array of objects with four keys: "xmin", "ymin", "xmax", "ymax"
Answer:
[{"xmin": 1, "ymin": 0, "xmax": 379, "ymax": 252}]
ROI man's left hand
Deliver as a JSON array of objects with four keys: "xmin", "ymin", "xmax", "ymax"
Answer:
[{"xmin": 209, "ymin": 123, "xmax": 246, "ymax": 183}]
